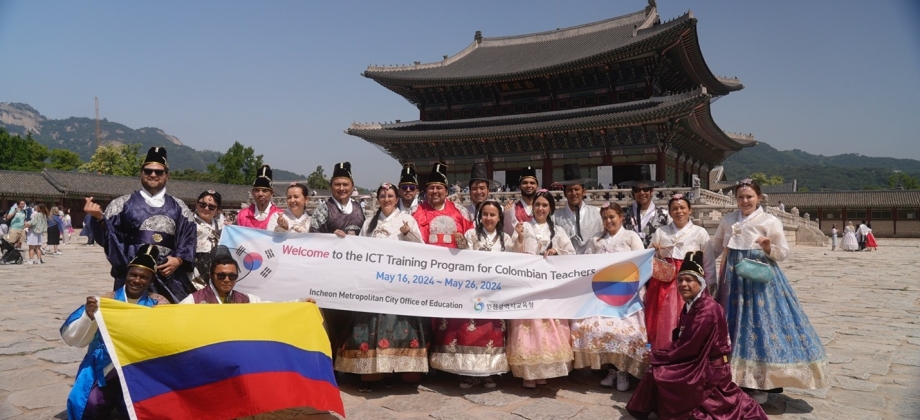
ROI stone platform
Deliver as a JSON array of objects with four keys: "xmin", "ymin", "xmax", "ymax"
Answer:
[{"xmin": 1, "ymin": 240, "xmax": 918, "ymax": 420}]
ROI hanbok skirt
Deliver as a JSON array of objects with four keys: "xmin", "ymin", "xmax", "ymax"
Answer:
[
  {"xmin": 841, "ymin": 232, "xmax": 858, "ymax": 251},
  {"xmin": 718, "ymin": 248, "xmax": 828, "ymax": 390},
  {"xmin": 506, "ymin": 319, "xmax": 573, "ymax": 380},
  {"xmin": 571, "ymin": 314, "xmax": 649, "ymax": 378},
  {"xmin": 429, "ymin": 318, "xmax": 509, "ymax": 376},
  {"xmin": 335, "ymin": 313, "xmax": 430, "ymax": 374},
  {"xmin": 866, "ymin": 232, "xmax": 878, "ymax": 248},
  {"xmin": 644, "ymin": 257, "xmax": 683, "ymax": 351}
]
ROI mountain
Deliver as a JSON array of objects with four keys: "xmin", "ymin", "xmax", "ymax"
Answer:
[
  {"xmin": 0, "ymin": 102, "xmax": 304, "ymax": 179},
  {"xmin": 722, "ymin": 142, "xmax": 920, "ymax": 191}
]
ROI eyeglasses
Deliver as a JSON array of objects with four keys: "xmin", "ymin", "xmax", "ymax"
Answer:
[
  {"xmin": 143, "ymin": 168, "xmax": 166, "ymax": 177},
  {"xmin": 197, "ymin": 202, "xmax": 218, "ymax": 211},
  {"xmin": 631, "ymin": 187, "xmax": 654, "ymax": 193},
  {"xmin": 213, "ymin": 272, "xmax": 239, "ymax": 281},
  {"xmin": 400, "ymin": 185, "xmax": 417, "ymax": 191}
]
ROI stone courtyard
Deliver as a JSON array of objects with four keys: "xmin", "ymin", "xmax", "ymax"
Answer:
[{"xmin": 1, "ymin": 239, "xmax": 918, "ymax": 419}]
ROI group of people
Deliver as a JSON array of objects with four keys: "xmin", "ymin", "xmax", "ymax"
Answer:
[
  {"xmin": 2, "ymin": 201, "xmax": 71, "ymax": 265},
  {"xmin": 59, "ymin": 144, "xmax": 827, "ymax": 419},
  {"xmin": 837, "ymin": 220, "xmax": 878, "ymax": 252}
]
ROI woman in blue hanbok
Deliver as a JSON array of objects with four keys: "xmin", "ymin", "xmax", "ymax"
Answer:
[{"xmin": 712, "ymin": 179, "xmax": 828, "ymax": 404}]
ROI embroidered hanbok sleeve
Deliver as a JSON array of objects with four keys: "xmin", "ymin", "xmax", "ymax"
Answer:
[
  {"xmin": 61, "ymin": 310, "xmax": 97, "ymax": 348},
  {"xmin": 173, "ymin": 199, "xmax": 198, "ymax": 273},
  {"xmin": 309, "ymin": 201, "xmax": 329, "ymax": 233}
]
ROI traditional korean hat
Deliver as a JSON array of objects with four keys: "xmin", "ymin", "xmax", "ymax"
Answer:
[
  {"xmin": 619, "ymin": 164, "xmax": 664, "ymax": 188},
  {"xmin": 678, "ymin": 251, "xmax": 705, "ymax": 285},
  {"xmin": 129, "ymin": 244, "xmax": 159, "ymax": 274},
  {"xmin": 331, "ymin": 161, "xmax": 353, "ymax": 182},
  {"xmin": 553, "ymin": 163, "xmax": 596, "ymax": 187},
  {"xmin": 252, "ymin": 165, "xmax": 273, "ymax": 190},
  {"xmin": 427, "ymin": 162, "xmax": 449, "ymax": 186},
  {"xmin": 142, "ymin": 146, "xmax": 168, "ymax": 169},
  {"xmin": 519, "ymin": 165, "xmax": 538, "ymax": 184},
  {"xmin": 465, "ymin": 163, "xmax": 501, "ymax": 189},
  {"xmin": 399, "ymin": 163, "xmax": 418, "ymax": 186}
]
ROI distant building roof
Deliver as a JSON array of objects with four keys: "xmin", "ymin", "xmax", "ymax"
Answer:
[
  {"xmin": 767, "ymin": 190, "xmax": 920, "ymax": 209},
  {"xmin": 0, "ymin": 170, "xmax": 64, "ymax": 198},
  {"xmin": 761, "ymin": 181, "xmax": 797, "ymax": 194}
]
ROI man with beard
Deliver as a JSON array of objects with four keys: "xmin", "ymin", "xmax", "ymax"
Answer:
[
  {"xmin": 464, "ymin": 163, "xmax": 501, "ymax": 225},
  {"xmin": 397, "ymin": 163, "xmax": 420, "ymax": 215},
  {"xmin": 503, "ymin": 165, "xmax": 539, "ymax": 235},
  {"xmin": 236, "ymin": 165, "xmax": 284, "ymax": 229},
  {"xmin": 413, "ymin": 162, "xmax": 472, "ymax": 248},
  {"xmin": 84, "ymin": 147, "xmax": 196, "ymax": 303},
  {"xmin": 553, "ymin": 163, "xmax": 602, "ymax": 255},
  {"xmin": 622, "ymin": 165, "xmax": 670, "ymax": 248},
  {"xmin": 310, "ymin": 161, "xmax": 366, "ymax": 236}
]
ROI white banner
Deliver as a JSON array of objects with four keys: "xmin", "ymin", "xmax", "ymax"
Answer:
[{"xmin": 219, "ymin": 226, "xmax": 652, "ymax": 319}]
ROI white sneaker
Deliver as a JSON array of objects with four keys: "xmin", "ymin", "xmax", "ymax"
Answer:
[
  {"xmin": 459, "ymin": 377, "xmax": 481, "ymax": 389},
  {"xmin": 600, "ymin": 369, "xmax": 616, "ymax": 387},
  {"xmin": 616, "ymin": 370, "xmax": 630, "ymax": 392},
  {"xmin": 483, "ymin": 377, "xmax": 497, "ymax": 389},
  {"xmin": 749, "ymin": 390, "xmax": 769, "ymax": 404}
]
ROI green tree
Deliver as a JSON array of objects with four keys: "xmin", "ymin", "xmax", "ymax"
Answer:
[
  {"xmin": 888, "ymin": 172, "xmax": 920, "ymax": 190},
  {"xmin": 306, "ymin": 165, "xmax": 331, "ymax": 190},
  {"xmin": 206, "ymin": 141, "xmax": 263, "ymax": 185},
  {"xmin": 78, "ymin": 143, "xmax": 143, "ymax": 176},
  {"xmin": 47, "ymin": 149, "xmax": 82, "ymax": 171},
  {"xmin": 0, "ymin": 129, "xmax": 50, "ymax": 172},
  {"xmin": 170, "ymin": 168, "xmax": 218, "ymax": 182},
  {"xmin": 750, "ymin": 172, "xmax": 784, "ymax": 186}
]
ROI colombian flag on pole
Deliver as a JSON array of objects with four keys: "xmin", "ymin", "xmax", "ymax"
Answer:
[{"xmin": 95, "ymin": 299, "xmax": 344, "ymax": 419}]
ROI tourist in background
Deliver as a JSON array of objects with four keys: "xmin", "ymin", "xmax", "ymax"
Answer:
[
  {"xmin": 866, "ymin": 222, "xmax": 878, "ymax": 251},
  {"xmin": 25, "ymin": 203, "xmax": 48, "ymax": 264},
  {"xmin": 236, "ymin": 165, "xmax": 283, "ymax": 229},
  {"xmin": 857, "ymin": 220, "xmax": 869, "ymax": 251},
  {"xmin": 46, "ymin": 206, "xmax": 64, "ymax": 255},
  {"xmin": 430, "ymin": 200, "xmax": 511, "ymax": 389},
  {"xmin": 841, "ymin": 222, "xmax": 858, "ymax": 251},
  {"xmin": 80, "ymin": 213, "xmax": 95, "ymax": 246},
  {"xmin": 621, "ymin": 166, "xmax": 670, "ymax": 248},
  {"xmin": 553, "ymin": 163, "xmax": 602, "ymax": 255},
  {"xmin": 571, "ymin": 202, "xmax": 648, "ymax": 391},
  {"xmin": 5, "ymin": 201, "xmax": 27, "ymax": 250},
  {"xmin": 830, "ymin": 224, "xmax": 838, "ymax": 251},
  {"xmin": 778, "ymin": 201, "xmax": 785, "ymax": 212},
  {"xmin": 712, "ymin": 179, "xmax": 827, "ymax": 404},
  {"xmin": 508, "ymin": 190, "xmax": 575, "ymax": 388},
  {"xmin": 646, "ymin": 194, "xmax": 715, "ymax": 352},
  {"xmin": 268, "ymin": 183, "xmax": 312, "ymax": 233},
  {"xmin": 63, "ymin": 209, "xmax": 73, "ymax": 245},
  {"xmin": 189, "ymin": 190, "xmax": 223, "ymax": 290}
]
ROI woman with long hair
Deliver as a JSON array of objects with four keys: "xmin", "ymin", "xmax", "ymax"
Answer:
[
  {"xmin": 189, "ymin": 190, "xmax": 223, "ymax": 290},
  {"xmin": 26, "ymin": 203, "xmax": 49, "ymax": 264},
  {"xmin": 507, "ymin": 190, "xmax": 575, "ymax": 388}
]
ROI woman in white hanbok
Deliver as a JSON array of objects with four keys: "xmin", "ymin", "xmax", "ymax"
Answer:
[
  {"xmin": 841, "ymin": 222, "xmax": 859, "ymax": 251},
  {"xmin": 571, "ymin": 202, "xmax": 649, "ymax": 391},
  {"xmin": 267, "ymin": 183, "xmax": 313, "ymax": 233},
  {"xmin": 508, "ymin": 190, "xmax": 575, "ymax": 388}
]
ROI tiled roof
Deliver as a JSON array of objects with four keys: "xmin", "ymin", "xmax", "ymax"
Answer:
[
  {"xmin": 761, "ymin": 181, "xmax": 797, "ymax": 194},
  {"xmin": 767, "ymin": 191, "xmax": 920, "ymax": 209},
  {"xmin": 0, "ymin": 170, "xmax": 64, "ymax": 197}
]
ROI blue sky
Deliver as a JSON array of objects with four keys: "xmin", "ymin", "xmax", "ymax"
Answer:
[{"xmin": 1, "ymin": 0, "xmax": 918, "ymax": 187}]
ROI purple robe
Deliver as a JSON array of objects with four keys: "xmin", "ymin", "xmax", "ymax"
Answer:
[
  {"xmin": 189, "ymin": 287, "xmax": 251, "ymax": 304},
  {"xmin": 91, "ymin": 191, "xmax": 197, "ymax": 303},
  {"xmin": 309, "ymin": 198, "xmax": 365, "ymax": 235},
  {"xmin": 627, "ymin": 292, "xmax": 767, "ymax": 420}
]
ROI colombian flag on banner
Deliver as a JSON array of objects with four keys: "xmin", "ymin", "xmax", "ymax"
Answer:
[{"xmin": 95, "ymin": 299, "xmax": 345, "ymax": 419}]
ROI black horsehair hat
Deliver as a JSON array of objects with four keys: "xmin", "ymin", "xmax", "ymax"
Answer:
[
  {"xmin": 427, "ymin": 162, "xmax": 449, "ymax": 186},
  {"xmin": 142, "ymin": 147, "xmax": 168, "ymax": 169},
  {"xmin": 252, "ymin": 165, "xmax": 273, "ymax": 190},
  {"xmin": 553, "ymin": 163, "xmax": 596, "ymax": 187},
  {"xmin": 332, "ymin": 162, "xmax": 353, "ymax": 181},
  {"xmin": 620, "ymin": 164, "xmax": 665, "ymax": 188},
  {"xmin": 519, "ymin": 165, "xmax": 538, "ymax": 184},
  {"xmin": 465, "ymin": 163, "xmax": 501, "ymax": 189},
  {"xmin": 129, "ymin": 244, "xmax": 159, "ymax": 274},
  {"xmin": 399, "ymin": 163, "xmax": 418, "ymax": 185},
  {"xmin": 678, "ymin": 251, "xmax": 705, "ymax": 284}
]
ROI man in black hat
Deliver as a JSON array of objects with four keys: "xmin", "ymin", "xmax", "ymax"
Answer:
[
  {"xmin": 464, "ymin": 163, "xmax": 501, "ymax": 223},
  {"xmin": 84, "ymin": 146, "xmax": 197, "ymax": 303},
  {"xmin": 621, "ymin": 165, "xmax": 670, "ymax": 248},
  {"xmin": 553, "ymin": 163, "xmax": 602, "ymax": 254},
  {"xmin": 236, "ymin": 164, "xmax": 284, "ymax": 229},
  {"xmin": 413, "ymin": 162, "xmax": 472, "ymax": 248},
  {"xmin": 502, "ymin": 165, "xmax": 539, "ymax": 235},
  {"xmin": 397, "ymin": 163, "xmax": 420, "ymax": 215},
  {"xmin": 310, "ymin": 161, "xmax": 365, "ymax": 236}
]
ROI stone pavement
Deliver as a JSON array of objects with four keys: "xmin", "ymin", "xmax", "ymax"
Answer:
[{"xmin": 1, "ymin": 240, "xmax": 918, "ymax": 420}]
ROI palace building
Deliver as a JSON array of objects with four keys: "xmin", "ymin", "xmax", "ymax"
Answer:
[{"xmin": 347, "ymin": 3, "xmax": 754, "ymax": 188}]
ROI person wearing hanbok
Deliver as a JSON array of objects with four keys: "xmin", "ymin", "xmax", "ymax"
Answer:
[
  {"xmin": 508, "ymin": 190, "xmax": 575, "ymax": 388},
  {"xmin": 463, "ymin": 163, "xmax": 501, "ymax": 223},
  {"xmin": 397, "ymin": 163, "xmax": 420, "ymax": 215},
  {"xmin": 841, "ymin": 222, "xmax": 859, "ymax": 251},
  {"xmin": 311, "ymin": 162, "xmax": 366, "ymax": 237},
  {"xmin": 572, "ymin": 202, "xmax": 649, "ymax": 391},
  {"xmin": 646, "ymin": 194, "xmax": 715, "ymax": 352},
  {"xmin": 431, "ymin": 200, "xmax": 511, "ymax": 389},
  {"xmin": 62, "ymin": 245, "xmax": 170, "ymax": 420},
  {"xmin": 181, "ymin": 250, "xmax": 263, "ymax": 304},
  {"xmin": 267, "ymin": 183, "xmax": 313, "ymax": 233},
  {"xmin": 189, "ymin": 190, "xmax": 223, "ymax": 290},
  {"xmin": 626, "ymin": 251, "xmax": 768, "ymax": 420},
  {"xmin": 413, "ymin": 162, "xmax": 472, "ymax": 248},
  {"xmin": 830, "ymin": 224, "xmax": 838, "ymax": 251},
  {"xmin": 552, "ymin": 163, "xmax": 603, "ymax": 255},
  {"xmin": 84, "ymin": 147, "xmax": 197, "ymax": 303},
  {"xmin": 865, "ymin": 223, "xmax": 878, "ymax": 250},
  {"xmin": 236, "ymin": 165, "xmax": 284, "ymax": 230},
  {"xmin": 713, "ymin": 179, "xmax": 828, "ymax": 404},
  {"xmin": 621, "ymin": 165, "xmax": 671, "ymax": 248},
  {"xmin": 502, "ymin": 166, "xmax": 539, "ymax": 235},
  {"xmin": 336, "ymin": 183, "xmax": 429, "ymax": 392}
]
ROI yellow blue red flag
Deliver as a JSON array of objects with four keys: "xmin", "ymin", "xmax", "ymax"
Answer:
[{"xmin": 95, "ymin": 298, "xmax": 344, "ymax": 419}]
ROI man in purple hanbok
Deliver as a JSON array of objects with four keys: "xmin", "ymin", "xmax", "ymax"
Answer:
[
  {"xmin": 627, "ymin": 251, "xmax": 767, "ymax": 420},
  {"xmin": 84, "ymin": 146, "xmax": 197, "ymax": 303}
]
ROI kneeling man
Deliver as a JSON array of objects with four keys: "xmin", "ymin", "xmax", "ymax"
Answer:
[
  {"xmin": 180, "ymin": 251, "xmax": 261, "ymax": 304},
  {"xmin": 627, "ymin": 251, "xmax": 767, "ymax": 420},
  {"xmin": 62, "ymin": 244, "xmax": 169, "ymax": 420}
]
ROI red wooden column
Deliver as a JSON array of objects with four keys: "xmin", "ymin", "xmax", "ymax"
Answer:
[
  {"xmin": 542, "ymin": 157, "xmax": 553, "ymax": 188},
  {"xmin": 656, "ymin": 151, "xmax": 667, "ymax": 184}
]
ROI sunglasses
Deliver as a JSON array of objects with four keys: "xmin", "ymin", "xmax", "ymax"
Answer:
[
  {"xmin": 631, "ymin": 187, "xmax": 654, "ymax": 193},
  {"xmin": 197, "ymin": 202, "xmax": 218, "ymax": 211},
  {"xmin": 143, "ymin": 168, "xmax": 166, "ymax": 177},
  {"xmin": 400, "ymin": 185, "xmax": 418, "ymax": 191},
  {"xmin": 213, "ymin": 272, "xmax": 239, "ymax": 281}
]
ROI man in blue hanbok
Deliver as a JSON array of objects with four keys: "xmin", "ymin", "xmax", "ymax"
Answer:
[
  {"xmin": 84, "ymin": 146, "xmax": 197, "ymax": 303},
  {"xmin": 61, "ymin": 245, "xmax": 170, "ymax": 420}
]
